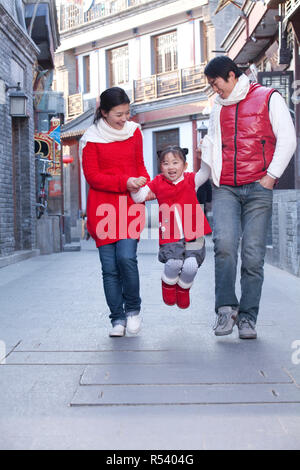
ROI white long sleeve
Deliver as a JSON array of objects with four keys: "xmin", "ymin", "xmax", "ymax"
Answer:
[
  {"xmin": 195, "ymin": 161, "xmax": 211, "ymax": 190},
  {"xmin": 130, "ymin": 185, "xmax": 152, "ymax": 203},
  {"xmin": 267, "ymin": 92, "xmax": 297, "ymax": 178}
]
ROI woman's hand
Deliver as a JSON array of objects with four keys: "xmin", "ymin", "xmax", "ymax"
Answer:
[{"xmin": 127, "ymin": 176, "xmax": 147, "ymax": 192}]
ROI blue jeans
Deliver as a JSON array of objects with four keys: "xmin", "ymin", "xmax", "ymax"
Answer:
[
  {"xmin": 98, "ymin": 239, "xmax": 141, "ymax": 326},
  {"xmin": 212, "ymin": 183, "xmax": 273, "ymax": 323}
]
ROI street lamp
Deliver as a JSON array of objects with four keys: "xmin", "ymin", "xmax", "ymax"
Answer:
[
  {"xmin": 5, "ymin": 82, "xmax": 28, "ymax": 117},
  {"xmin": 197, "ymin": 121, "xmax": 208, "ymax": 146}
]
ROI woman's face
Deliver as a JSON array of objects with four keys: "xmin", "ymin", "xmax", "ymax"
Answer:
[{"xmin": 102, "ymin": 103, "xmax": 130, "ymax": 130}]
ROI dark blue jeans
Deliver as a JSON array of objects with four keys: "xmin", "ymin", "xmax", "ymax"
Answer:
[
  {"xmin": 98, "ymin": 239, "xmax": 141, "ymax": 326},
  {"xmin": 212, "ymin": 183, "xmax": 273, "ymax": 323}
]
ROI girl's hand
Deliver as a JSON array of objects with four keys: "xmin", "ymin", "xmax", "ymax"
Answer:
[{"xmin": 145, "ymin": 190, "xmax": 156, "ymax": 201}]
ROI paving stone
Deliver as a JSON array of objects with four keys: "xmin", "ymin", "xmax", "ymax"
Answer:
[
  {"xmin": 80, "ymin": 363, "xmax": 292, "ymax": 385},
  {"xmin": 70, "ymin": 383, "xmax": 300, "ymax": 406}
]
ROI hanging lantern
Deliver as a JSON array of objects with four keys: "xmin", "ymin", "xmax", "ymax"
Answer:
[{"xmin": 63, "ymin": 155, "xmax": 74, "ymax": 165}]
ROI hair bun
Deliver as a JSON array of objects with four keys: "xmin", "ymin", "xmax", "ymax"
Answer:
[{"xmin": 182, "ymin": 148, "xmax": 189, "ymax": 156}]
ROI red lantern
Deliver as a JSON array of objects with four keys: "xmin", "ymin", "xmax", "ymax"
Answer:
[{"xmin": 63, "ymin": 155, "xmax": 74, "ymax": 165}]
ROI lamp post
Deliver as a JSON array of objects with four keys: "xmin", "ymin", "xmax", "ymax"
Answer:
[
  {"xmin": 197, "ymin": 121, "xmax": 208, "ymax": 147},
  {"xmin": 6, "ymin": 82, "xmax": 28, "ymax": 117}
]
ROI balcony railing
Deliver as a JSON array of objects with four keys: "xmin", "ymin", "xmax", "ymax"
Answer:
[
  {"xmin": 133, "ymin": 64, "xmax": 207, "ymax": 103},
  {"xmin": 285, "ymin": 0, "xmax": 300, "ymax": 15},
  {"xmin": 59, "ymin": 0, "xmax": 154, "ymax": 32},
  {"xmin": 66, "ymin": 64, "xmax": 207, "ymax": 120}
]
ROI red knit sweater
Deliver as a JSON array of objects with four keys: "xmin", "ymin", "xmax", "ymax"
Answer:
[{"xmin": 82, "ymin": 128, "xmax": 150, "ymax": 247}]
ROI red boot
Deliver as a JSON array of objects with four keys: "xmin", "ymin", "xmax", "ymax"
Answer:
[
  {"xmin": 162, "ymin": 281, "xmax": 176, "ymax": 306},
  {"xmin": 176, "ymin": 284, "xmax": 190, "ymax": 309}
]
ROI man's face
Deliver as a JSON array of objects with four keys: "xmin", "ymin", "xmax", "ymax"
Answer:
[{"xmin": 207, "ymin": 71, "xmax": 238, "ymax": 99}]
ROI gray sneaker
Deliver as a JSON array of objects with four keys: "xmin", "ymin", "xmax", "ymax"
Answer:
[
  {"xmin": 213, "ymin": 306, "xmax": 238, "ymax": 336},
  {"xmin": 237, "ymin": 318, "xmax": 257, "ymax": 339}
]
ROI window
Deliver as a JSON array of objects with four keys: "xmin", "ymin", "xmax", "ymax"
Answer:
[
  {"xmin": 83, "ymin": 55, "xmax": 90, "ymax": 94},
  {"xmin": 154, "ymin": 31, "xmax": 178, "ymax": 74},
  {"xmin": 108, "ymin": 45, "xmax": 129, "ymax": 86}
]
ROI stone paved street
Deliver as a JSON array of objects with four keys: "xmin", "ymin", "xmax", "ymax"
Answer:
[{"xmin": 0, "ymin": 237, "xmax": 300, "ymax": 450}]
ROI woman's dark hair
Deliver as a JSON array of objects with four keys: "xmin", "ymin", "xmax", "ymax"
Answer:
[
  {"xmin": 94, "ymin": 87, "xmax": 130, "ymax": 123},
  {"xmin": 157, "ymin": 145, "xmax": 189, "ymax": 164},
  {"xmin": 204, "ymin": 56, "xmax": 242, "ymax": 81}
]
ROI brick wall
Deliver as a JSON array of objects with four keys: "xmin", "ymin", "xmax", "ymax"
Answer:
[
  {"xmin": 0, "ymin": 2, "xmax": 38, "ymax": 257},
  {"xmin": 267, "ymin": 190, "xmax": 300, "ymax": 277}
]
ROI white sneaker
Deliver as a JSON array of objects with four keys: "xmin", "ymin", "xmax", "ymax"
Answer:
[
  {"xmin": 109, "ymin": 324, "xmax": 126, "ymax": 337},
  {"xmin": 126, "ymin": 314, "xmax": 142, "ymax": 335},
  {"xmin": 213, "ymin": 306, "xmax": 238, "ymax": 336}
]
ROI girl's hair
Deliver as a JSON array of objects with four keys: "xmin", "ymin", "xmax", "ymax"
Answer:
[
  {"xmin": 94, "ymin": 87, "xmax": 130, "ymax": 123},
  {"xmin": 204, "ymin": 56, "xmax": 242, "ymax": 81},
  {"xmin": 157, "ymin": 145, "xmax": 189, "ymax": 164}
]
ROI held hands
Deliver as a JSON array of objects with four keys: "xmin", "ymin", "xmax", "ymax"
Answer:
[{"xmin": 127, "ymin": 176, "xmax": 147, "ymax": 192}]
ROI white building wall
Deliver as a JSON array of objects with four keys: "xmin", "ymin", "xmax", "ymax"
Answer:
[
  {"xmin": 177, "ymin": 21, "xmax": 195, "ymax": 69},
  {"xmin": 194, "ymin": 18, "xmax": 203, "ymax": 65},
  {"xmin": 139, "ymin": 35, "xmax": 152, "ymax": 78},
  {"xmin": 98, "ymin": 48, "xmax": 108, "ymax": 94}
]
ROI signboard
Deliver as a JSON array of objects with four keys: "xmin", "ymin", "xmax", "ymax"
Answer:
[{"xmin": 35, "ymin": 118, "xmax": 62, "ymax": 197}]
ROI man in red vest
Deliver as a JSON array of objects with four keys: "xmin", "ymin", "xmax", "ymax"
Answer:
[{"xmin": 201, "ymin": 56, "xmax": 296, "ymax": 339}]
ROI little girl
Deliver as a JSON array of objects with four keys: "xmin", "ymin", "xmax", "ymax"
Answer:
[{"xmin": 131, "ymin": 145, "xmax": 211, "ymax": 309}]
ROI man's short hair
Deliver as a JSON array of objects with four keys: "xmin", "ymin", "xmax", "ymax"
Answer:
[{"xmin": 204, "ymin": 56, "xmax": 243, "ymax": 81}]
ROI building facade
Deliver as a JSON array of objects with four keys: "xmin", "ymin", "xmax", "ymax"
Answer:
[
  {"xmin": 0, "ymin": 0, "xmax": 39, "ymax": 262},
  {"xmin": 0, "ymin": 0, "xmax": 61, "ymax": 265},
  {"xmin": 55, "ymin": 0, "xmax": 239, "ymax": 220}
]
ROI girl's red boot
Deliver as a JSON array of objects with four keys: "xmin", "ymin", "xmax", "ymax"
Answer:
[
  {"xmin": 176, "ymin": 284, "xmax": 190, "ymax": 309},
  {"xmin": 161, "ymin": 280, "xmax": 176, "ymax": 306}
]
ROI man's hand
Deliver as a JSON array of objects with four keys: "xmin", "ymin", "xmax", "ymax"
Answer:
[
  {"xmin": 259, "ymin": 174, "xmax": 276, "ymax": 190},
  {"xmin": 127, "ymin": 176, "xmax": 147, "ymax": 192},
  {"xmin": 196, "ymin": 139, "xmax": 203, "ymax": 158}
]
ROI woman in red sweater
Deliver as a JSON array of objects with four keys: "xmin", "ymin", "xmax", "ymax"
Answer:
[{"xmin": 81, "ymin": 88, "xmax": 150, "ymax": 337}]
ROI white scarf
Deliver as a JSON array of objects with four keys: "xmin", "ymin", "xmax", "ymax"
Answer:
[
  {"xmin": 79, "ymin": 118, "xmax": 141, "ymax": 160},
  {"xmin": 201, "ymin": 74, "xmax": 250, "ymax": 186}
]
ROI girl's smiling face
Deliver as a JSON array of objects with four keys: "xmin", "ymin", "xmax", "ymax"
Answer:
[
  {"xmin": 102, "ymin": 103, "xmax": 130, "ymax": 130},
  {"xmin": 160, "ymin": 152, "xmax": 187, "ymax": 182}
]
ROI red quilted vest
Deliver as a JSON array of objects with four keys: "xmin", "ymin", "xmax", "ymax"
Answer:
[{"xmin": 220, "ymin": 83, "xmax": 277, "ymax": 186}]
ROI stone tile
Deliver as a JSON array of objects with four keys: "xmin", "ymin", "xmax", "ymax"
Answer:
[{"xmin": 70, "ymin": 383, "xmax": 300, "ymax": 406}]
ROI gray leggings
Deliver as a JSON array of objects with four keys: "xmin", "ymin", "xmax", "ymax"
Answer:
[
  {"xmin": 160, "ymin": 238, "xmax": 206, "ymax": 288},
  {"xmin": 164, "ymin": 257, "xmax": 199, "ymax": 287}
]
